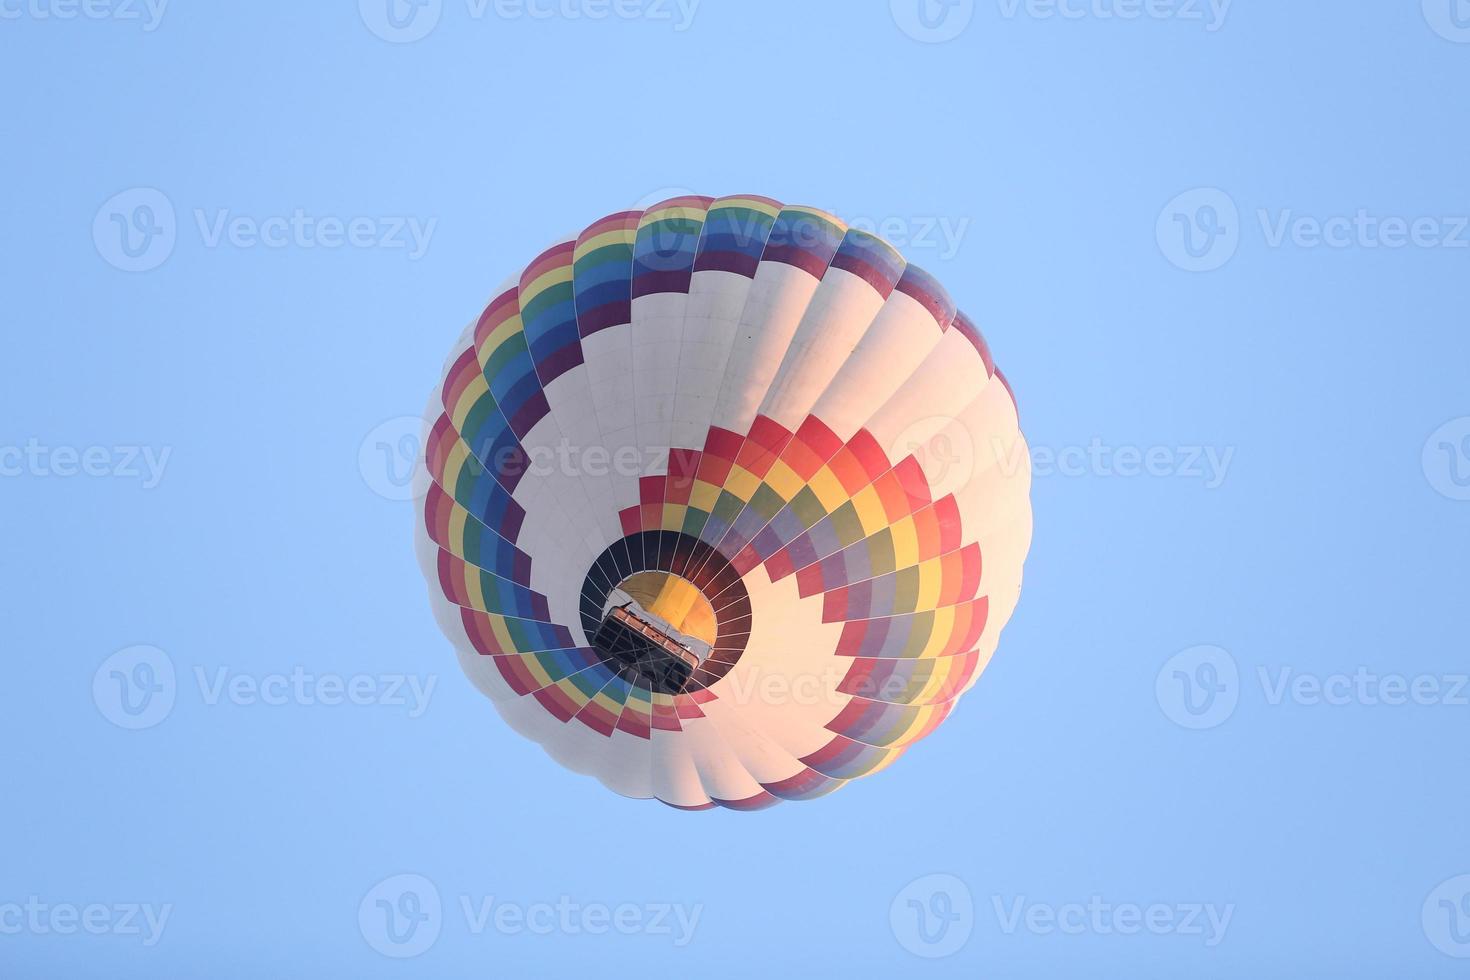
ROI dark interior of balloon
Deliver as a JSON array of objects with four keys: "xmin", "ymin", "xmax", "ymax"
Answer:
[{"xmin": 591, "ymin": 604, "xmax": 701, "ymax": 695}]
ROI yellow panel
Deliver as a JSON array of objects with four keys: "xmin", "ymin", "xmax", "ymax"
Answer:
[
  {"xmin": 719, "ymin": 197, "xmax": 782, "ymax": 218},
  {"xmin": 441, "ymin": 439, "xmax": 471, "ymax": 485},
  {"xmin": 478, "ymin": 314, "xmax": 524, "ymax": 356},
  {"xmin": 449, "ymin": 375, "xmax": 491, "ymax": 429},
  {"xmin": 864, "ymin": 748, "xmax": 902, "ymax": 776},
  {"xmin": 889, "ymin": 517, "xmax": 921, "ymax": 569},
  {"xmin": 764, "ymin": 459, "xmax": 806, "ymax": 502},
  {"xmin": 914, "ymin": 561, "xmax": 943, "ymax": 612},
  {"xmin": 488, "ymin": 615, "xmax": 516, "ymax": 651},
  {"xmin": 574, "ymin": 228, "xmax": 637, "ymax": 257},
  {"xmin": 722, "ymin": 465, "xmax": 762, "ymax": 504},
  {"xmin": 522, "ymin": 264, "xmax": 573, "ymax": 300},
  {"xmin": 918, "ymin": 606, "xmax": 958, "ymax": 659},
  {"xmin": 519, "ymin": 654, "xmax": 555, "ymax": 688},
  {"xmin": 850, "ymin": 491, "xmax": 890, "ymax": 538},
  {"xmin": 460, "ymin": 564, "xmax": 482, "ymax": 612},
  {"xmin": 689, "ymin": 481, "xmax": 721, "ymax": 513},
  {"xmin": 447, "ymin": 507, "xmax": 469, "ymax": 556},
  {"xmin": 807, "ymin": 469, "xmax": 850, "ymax": 514}
]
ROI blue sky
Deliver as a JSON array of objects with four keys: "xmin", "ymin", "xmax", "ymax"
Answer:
[{"xmin": 3, "ymin": 1, "xmax": 1469, "ymax": 976}]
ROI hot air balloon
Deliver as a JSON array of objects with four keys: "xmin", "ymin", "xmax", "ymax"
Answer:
[{"xmin": 414, "ymin": 195, "xmax": 1032, "ymax": 810}]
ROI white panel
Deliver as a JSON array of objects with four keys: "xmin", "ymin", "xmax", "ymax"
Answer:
[
  {"xmin": 863, "ymin": 329, "xmax": 988, "ymax": 452},
  {"xmin": 708, "ymin": 262, "xmax": 821, "ymax": 435},
  {"xmin": 758, "ymin": 267, "xmax": 888, "ymax": 430},
  {"xmin": 669, "ymin": 269, "xmax": 757, "ymax": 451},
  {"xmin": 808, "ymin": 290, "xmax": 947, "ymax": 441}
]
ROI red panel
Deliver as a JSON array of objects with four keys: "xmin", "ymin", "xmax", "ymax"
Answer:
[
  {"xmin": 764, "ymin": 546, "xmax": 796, "ymax": 582},
  {"xmin": 532, "ymin": 685, "xmax": 581, "ymax": 723},
  {"xmin": 639, "ymin": 475, "xmax": 667, "ymax": 505},
  {"xmin": 521, "ymin": 240, "xmax": 576, "ymax": 285},
  {"xmin": 441, "ymin": 346, "xmax": 481, "ymax": 409},
  {"xmin": 702, "ymin": 426, "xmax": 744, "ymax": 462},
  {"xmin": 844, "ymin": 429, "xmax": 892, "ymax": 484},
  {"xmin": 890, "ymin": 455, "xmax": 933, "ymax": 510},
  {"xmin": 794, "ymin": 415, "xmax": 842, "ymax": 462},
  {"xmin": 618, "ymin": 506, "xmax": 642, "ymax": 536}
]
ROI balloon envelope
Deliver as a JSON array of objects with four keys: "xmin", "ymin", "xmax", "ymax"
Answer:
[{"xmin": 415, "ymin": 195, "xmax": 1032, "ymax": 810}]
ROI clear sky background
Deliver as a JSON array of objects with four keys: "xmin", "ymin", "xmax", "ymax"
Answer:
[{"xmin": 3, "ymin": 1, "xmax": 1469, "ymax": 976}]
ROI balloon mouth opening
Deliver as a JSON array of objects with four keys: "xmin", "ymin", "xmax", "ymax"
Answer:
[{"xmin": 578, "ymin": 531, "xmax": 753, "ymax": 695}]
